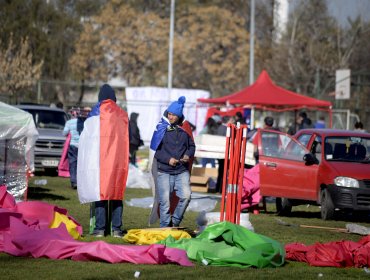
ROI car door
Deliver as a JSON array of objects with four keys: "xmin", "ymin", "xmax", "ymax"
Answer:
[{"xmin": 258, "ymin": 130, "xmax": 319, "ymax": 201}]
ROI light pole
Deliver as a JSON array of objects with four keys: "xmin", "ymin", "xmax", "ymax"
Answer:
[
  {"xmin": 249, "ymin": 0, "xmax": 255, "ymax": 128},
  {"xmin": 249, "ymin": 0, "xmax": 255, "ymax": 85},
  {"xmin": 168, "ymin": 0, "xmax": 175, "ymax": 92}
]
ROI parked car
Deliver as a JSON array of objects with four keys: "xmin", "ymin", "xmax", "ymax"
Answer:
[
  {"xmin": 251, "ymin": 128, "xmax": 370, "ymax": 220},
  {"xmin": 15, "ymin": 105, "xmax": 68, "ymax": 174}
]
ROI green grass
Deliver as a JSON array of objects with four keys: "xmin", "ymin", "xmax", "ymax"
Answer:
[{"xmin": 1, "ymin": 175, "xmax": 370, "ymax": 280}]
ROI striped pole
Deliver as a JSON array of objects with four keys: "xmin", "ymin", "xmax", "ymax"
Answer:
[
  {"xmin": 220, "ymin": 124, "xmax": 232, "ymax": 222},
  {"xmin": 226, "ymin": 124, "xmax": 236, "ymax": 222},
  {"xmin": 236, "ymin": 125, "xmax": 248, "ymax": 224}
]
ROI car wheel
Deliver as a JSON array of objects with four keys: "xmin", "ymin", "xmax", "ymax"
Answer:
[
  {"xmin": 321, "ymin": 189, "xmax": 335, "ymax": 220},
  {"xmin": 276, "ymin": 197, "xmax": 292, "ymax": 216}
]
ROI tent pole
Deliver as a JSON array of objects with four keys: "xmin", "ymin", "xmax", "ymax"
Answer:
[
  {"xmin": 249, "ymin": 0, "xmax": 255, "ymax": 84},
  {"xmin": 294, "ymin": 109, "xmax": 297, "ymax": 133},
  {"xmin": 251, "ymin": 106, "xmax": 255, "ymax": 129}
]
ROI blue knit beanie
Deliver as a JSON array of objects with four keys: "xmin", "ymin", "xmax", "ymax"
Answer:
[
  {"xmin": 167, "ymin": 96, "xmax": 186, "ymax": 118},
  {"xmin": 98, "ymin": 84, "xmax": 116, "ymax": 102}
]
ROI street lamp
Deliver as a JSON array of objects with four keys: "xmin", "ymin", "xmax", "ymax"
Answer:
[
  {"xmin": 168, "ymin": 0, "xmax": 175, "ymax": 92},
  {"xmin": 249, "ymin": 0, "xmax": 255, "ymax": 85}
]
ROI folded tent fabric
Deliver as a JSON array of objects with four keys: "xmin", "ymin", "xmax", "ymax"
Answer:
[
  {"xmin": 0, "ymin": 185, "xmax": 16, "ymax": 208},
  {"xmin": 2, "ymin": 215, "xmax": 192, "ymax": 266},
  {"xmin": 285, "ymin": 237, "xmax": 370, "ymax": 267},
  {"xmin": 0, "ymin": 186, "xmax": 193, "ymax": 266},
  {"xmin": 0, "ymin": 186, "xmax": 82, "ymax": 239},
  {"xmin": 77, "ymin": 99, "xmax": 129, "ymax": 203},
  {"xmin": 158, "ymin": 221, "xmax": 285, "ymax": 268}
]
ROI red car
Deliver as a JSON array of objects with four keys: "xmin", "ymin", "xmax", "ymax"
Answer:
[{"xmin": 251, "ymin": 128, "xmax": 370, "ymax": 220}]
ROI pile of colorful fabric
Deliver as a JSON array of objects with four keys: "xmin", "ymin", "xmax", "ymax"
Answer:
[
  {"xmin": 1, "ymin": 184, "xmax": 287, "ymax": 267},
  {"xmin": 5, "ymin": 183, "xmax": 370, "ymax": 269},
  {"xmin": 123, "ymin": 222, "xmax": 285, "ymax": 268},
  {"xmin": 0, "ymin": 186, "xmax": 192, "ymax": 266},
  {"xmin": 158, "ymin": 221, "xmax": 285, "ymax": 268}
]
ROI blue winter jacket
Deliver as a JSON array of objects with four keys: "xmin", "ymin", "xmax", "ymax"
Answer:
[{"xmin": 154, "ymin": 125, "xmax": 195, "ymax": 175}]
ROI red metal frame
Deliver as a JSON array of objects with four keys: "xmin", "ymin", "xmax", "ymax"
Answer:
[{"xmin": 220, "ymin": 123, "xmax": 248, "ymax": 224}]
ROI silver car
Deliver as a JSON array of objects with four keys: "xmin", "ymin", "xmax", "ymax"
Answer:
[{"xmin": 15, "ymin": 105, "xmax": 68, "ymax": 174}]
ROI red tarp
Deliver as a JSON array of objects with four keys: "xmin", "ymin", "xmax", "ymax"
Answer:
[
  {"xmin": 285, "ymin": 237, "xmax": 370, "ymax": 267},
  {"xmin": 197, "ymin": 70, "xmax": 332, "ymax": 112}
]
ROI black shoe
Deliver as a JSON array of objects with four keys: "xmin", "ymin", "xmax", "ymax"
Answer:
[
  {"xmin": 112, "ymin": 230, "xmax": 126, "ymax": 238},
  {"xmin": 71, "ymin": 184, "xmax": 77, "ymax": 189},
  {"xmin": 112, "ymin": 230, "xmax": 123, "ymax": 238}
]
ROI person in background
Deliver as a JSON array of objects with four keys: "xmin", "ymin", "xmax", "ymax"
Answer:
[
  {"xmin": 297, "ymin": 111, "xmax": 313, "ymax": 130},
  {"xmin": 129, "ymin": 112, "xmax": 143, "ymax": 166},
  {"xmin": 211, "ymin": 114, "xmax": 222, "ymax": 126},
  {"xmin": 150, "ymin": 96, "xmax": 196, "ymax": 228},
  {"xmin": 263, "ymin": 116, "xmax": 280, "ymax": 130},
  {"xmin": 235, "ymin": 111, "xmax": 246, "ymax": 125},
  {"xmin": 56, "ymin": 102, "xmax": 64, "ymax": 110},
  {"xmin": 63, "ymin": 108, "xmax": 86, "ymax": 189},
  {"xmin": 314, "ymin": 116, "xmax": 326, "ymax": 129},
  {"xmin": 261, "ymin": 116, "xmax": 280, "ymax": 156},
  {"xmin": 215, "ymin": 116, "xmax": 235, "ymax": 193},
  {"xmin": 354, "ymin": 121, "xmax": 366, "ymax": 132},
  {"xmin": 199, "ymin": 117, "xmax": 218, "ymax": 168},
  {"xmin": 287, "ymin": 119, "xmax": 296, "ymax": 135},
  {"xmin": 216, "ymin": 115, "xmax": 235, "ymax": 136},
  {"xmin": 83, "ymin": 106, "xmax": 92, "ymax": 116}
]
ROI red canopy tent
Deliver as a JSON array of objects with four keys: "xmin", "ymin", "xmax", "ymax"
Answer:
[{"xmin": 198, "ymin": 70, "xmax": 332, "ymax": 127}]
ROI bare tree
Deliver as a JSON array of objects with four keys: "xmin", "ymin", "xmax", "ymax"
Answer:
[
  {"xmin": 70, "ymin": 3, "xmax": 253, "ymax": 97},
  {"xmin": 0, "ymin": 36, "xmax": 43, "ymax": 103},
  {"xmin": 265, "ymin": 0, "xmax": 363, "ymax": 99}
]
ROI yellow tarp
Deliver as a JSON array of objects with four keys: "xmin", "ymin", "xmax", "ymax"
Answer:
[
  {"xmin": 123, "ymin": 228, "xmax": 191, "ymax": 245},
  {"xmin": 50, "ymin": 212, "xmax": 81, "ymax": 239}
]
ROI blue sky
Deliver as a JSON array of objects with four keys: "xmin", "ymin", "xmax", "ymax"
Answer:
[{"xmin": 327, "ymin": 0, "xmax": 370, "ymax": 26}]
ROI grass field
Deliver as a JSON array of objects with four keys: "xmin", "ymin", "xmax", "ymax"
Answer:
[{"xmin": 1, "ymin": 174, "xmax": 370, "ymax": 280}]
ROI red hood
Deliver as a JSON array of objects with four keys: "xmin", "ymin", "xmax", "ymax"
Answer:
[{"xmin": 328, "ymin": 161, "xmax": 370, "ymax": 180}]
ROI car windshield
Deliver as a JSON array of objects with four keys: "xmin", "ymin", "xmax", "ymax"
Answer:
[
  {"xmin": 25, "ymin": 109, "xmax": 67, "ymax": 130},
  {"xmin": 325, "ymin": 136, "xmax": 370, "ymax": 163}
]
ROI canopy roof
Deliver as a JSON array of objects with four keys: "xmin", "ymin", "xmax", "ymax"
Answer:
[{"xmin": 197, "ymin": 70, "xmax": 332, "ymax": 112}]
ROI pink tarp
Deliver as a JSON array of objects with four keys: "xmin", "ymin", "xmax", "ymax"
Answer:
[
  {"xmin": 241, "ymin": 165, "xmax": 261, "ymax": 210},
  {"xmin": 0, "ymin": 186, "xmax": 193, "ymax": 266},
  {"xmin": 285, "ymin": 236, "xmax": 370, "ymax": 267},
  {"xmin": 58, "ymin": 134, "xmax": 71, "ymax": 178}
]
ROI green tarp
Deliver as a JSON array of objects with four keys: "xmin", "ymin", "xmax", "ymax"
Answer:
[{"xmin": 158, "ymin": 221, "xmax": 285, "ymax": 268}]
